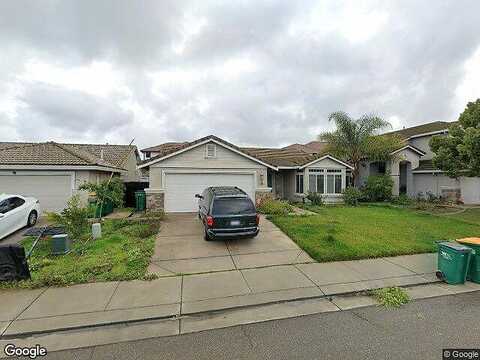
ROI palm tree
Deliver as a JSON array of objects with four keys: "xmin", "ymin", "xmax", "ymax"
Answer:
[{"xmin": 320, "ymin": 111, "xmax": 401, "ymax": 186}]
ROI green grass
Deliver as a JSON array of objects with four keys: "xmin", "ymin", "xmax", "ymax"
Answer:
[
  {"xmin": 444, "ymin": 208, "xmax": 480, "ymax": 225},
  {"xmin": 1, "ymin": 219, "xmax": 159, "ymax": 289},
  {"xmin": 269, "ymin": 205, "xmax": 480, "ymax": 262},
  {"xmin": 372, "ymin": 287, "xmax": 410, "ymax": 308}
]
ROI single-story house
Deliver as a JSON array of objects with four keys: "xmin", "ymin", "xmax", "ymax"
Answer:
[
  {"xmin": 138, "ymin": 135, "xmax": 353, "ymax": 212},
  {"xmin": 0, "ymin": 142, "xmax": 141, "ymax": 212},
  {"xmin": 139, "ymin": 120, "xmax": 480, "ymax": 212}
]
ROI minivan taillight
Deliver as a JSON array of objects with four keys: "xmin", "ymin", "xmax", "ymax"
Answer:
[
  {"xmin": 206, "ymin": 216, "xmax": 214, "ymax": 227},
  {"xmin": 256, "ymin": 214, "xmax": 260, "ymax": 226}
]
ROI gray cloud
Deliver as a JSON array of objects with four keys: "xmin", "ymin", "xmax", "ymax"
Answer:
[{"xmin": 1, "ymin": 0, "xmax": 480, "ymax": 149}]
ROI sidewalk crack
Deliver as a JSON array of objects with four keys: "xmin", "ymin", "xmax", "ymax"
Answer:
[
  {"xmin": 2, "ymin": 286, "xmax": 49, "ymax": 337},
  {"xmin": 103, "ymin": 281, "xmax": 121, "ymax": 311}
]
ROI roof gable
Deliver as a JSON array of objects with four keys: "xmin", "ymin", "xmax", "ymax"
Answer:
[{"xmin": 138, "ymin": 135, "xmax": 278, "ymax": 170}]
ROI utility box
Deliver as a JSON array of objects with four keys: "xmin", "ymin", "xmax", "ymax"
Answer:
[{"xmin": 51, "ymin": 234, "xmax": 71, "ymax": 255}]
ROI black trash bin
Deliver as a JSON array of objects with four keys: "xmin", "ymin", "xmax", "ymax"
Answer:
[{"xmin": 0, "ymin": 245, "xmax": 31, "ymax": 281}]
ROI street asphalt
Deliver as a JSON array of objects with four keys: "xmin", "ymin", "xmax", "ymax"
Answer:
[{"xmin": 42, "ymin": 292, "xmax": 480, "ymax": 360}]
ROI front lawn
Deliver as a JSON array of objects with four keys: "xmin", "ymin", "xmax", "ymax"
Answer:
[
  {"xmin": 270, "ymin": 205, "xmax": 480, "ymax": 262},
  {"xmin": 2, "ymin": 218, "xmax": 159, "ymax": 289}
]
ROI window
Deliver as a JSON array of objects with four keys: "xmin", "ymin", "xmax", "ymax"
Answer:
[
  {"xmin": 267, "ymin": 171, "xmax": 273, "ymax": 188},
  {"xmin": 206, "ymin": 143, "xmax": 216, "ymax": 158},
  {"xmin": 145, "ymin": 151, "xmax": 151, "ymax": 159},
  {"xmin": 0, "ymin": 197, "xmax": 24, "ymax": 214},
  {"xmin": 212, "ymin": 198, "xmax": 255, "ymax": 215},
  {"xmin": 0, "ymin": 200, "xmax": 9, "ymax": 214},
  {"xmin": 308, "ymin": 171, "xmax": 325, "ymax": 194},
  {"xmin": 295, "ymin": 173, "xmax": 304, "ymax": 194},
  {"xmin": 309, "ymin": 169, "xmax": 342, "ymax": 194},
  {"xmin": 346, "ymin": 171, "xmax": 353, "ymax": 187}
]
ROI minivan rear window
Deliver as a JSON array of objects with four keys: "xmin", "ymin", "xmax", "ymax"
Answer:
[{"xmin": 212, "ymin": 197, "xmax": 255, "ymax": 215}]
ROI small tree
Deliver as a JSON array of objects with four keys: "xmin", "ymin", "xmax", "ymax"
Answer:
[
  {"xmin": 320, "ymin": 111, "xmax": 403, "ymax": 186},
  {"xmin": 79, "ymin": 176, "xmax": 125, "ymax": 218},
  {"xmin": 47, "ymin": 195, "xmax": 90, "ymax": 240},
  {"xmin": 430, "ymin": 99, "xmax": 480, "ymax": 177}
]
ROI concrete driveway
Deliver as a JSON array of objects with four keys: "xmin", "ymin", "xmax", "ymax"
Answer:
[
  {"xmin": 148, "ymin": 213, "xmax": 315, "ymax": 275},
  {"xmin": 0, "ymin": 216, "xmax": 49, "ymax": 245}
]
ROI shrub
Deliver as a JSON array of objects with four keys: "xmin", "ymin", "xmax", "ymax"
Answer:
[
  {"xmin": 257, "ymin": 198, "xmax": 293, "ymax": 215},
  {"xmin": 306, "ymin": 192, "xmax": 324, "ymax": 206},
  {"xmin": 79, "ymin": 176, "xmax": 125, "ymax": 217},
  {"xmin": 390, "ymin": 194, "xmax": 413, "ymax": 206},
  {"xmin": 342, "ymin": 187, "xmax": 362, "ymax": 206},
  {"xmin": 363, "ymin": 175, "xmax": 393, "ymax": 202},
  {"xmin": 47, "ymin": 195, "xmax": 90, "ymax": 240}
]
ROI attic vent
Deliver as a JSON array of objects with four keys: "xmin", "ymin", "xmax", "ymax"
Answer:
[{"xmin": 206, "ymin": 143, "xmax": 216, "ymax": 158}]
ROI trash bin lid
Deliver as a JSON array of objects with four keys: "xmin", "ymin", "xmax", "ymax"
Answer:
[
  {"xmin": 52, "ymin": 234, "xmax": 68, "ymax": 239},
  {"xmin": 438, "ymin": 241, "xmax": 472, "ymax": 252},
  {"xmin": 457, "ymin": 237, "xmax": 480, "ymax": 245}
]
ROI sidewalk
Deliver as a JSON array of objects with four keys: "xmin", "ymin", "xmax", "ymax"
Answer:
[{"xmin": 3, "ymin": 251, "xmax": 475, "ymax": 339}]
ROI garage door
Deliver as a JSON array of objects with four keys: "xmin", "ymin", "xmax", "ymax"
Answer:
[
  {"xmin": 0, "ymin": 174, "xmax": 73, "ymax": 212},
  {"xmin": 164, "ymin": 173, "xmax": 255, "ymax": 212}
]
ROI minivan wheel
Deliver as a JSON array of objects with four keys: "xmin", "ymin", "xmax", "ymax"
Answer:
[
  {"xmin": 204, "ymin": 229, "xmax": 212, "ymax": 241},
  {"xmin": 27, "ymin": 211, "xmax": 38, "ymax": 227}
]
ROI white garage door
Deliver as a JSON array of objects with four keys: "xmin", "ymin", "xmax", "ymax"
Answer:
[
  {"xmin": 0, "ymin": 174, "xmax": 73, "ymax": 212},
  {"xmin": 164, "ymin": 173, "xmax": 255, "ymax": 212}
]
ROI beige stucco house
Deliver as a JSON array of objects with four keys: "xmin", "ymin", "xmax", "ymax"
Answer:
[
  {"xmin": 0, "ymin": 142, "xmax": 141, "ymax": 212},
  {"xmin": 138, "ymin": 135, "xmax": 353, "ymax": 212}
]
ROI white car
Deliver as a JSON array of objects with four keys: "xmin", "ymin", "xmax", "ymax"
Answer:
[{"xmin": 0, "ymin": 194, "xmax": 41, "ymax": 240}]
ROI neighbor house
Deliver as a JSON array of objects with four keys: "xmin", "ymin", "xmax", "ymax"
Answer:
[
  {"xmin": 0, "ymin": 142, "xmax": 141, "ymax": 212},
  {"xmin": 357, "ymin": 121, "xmax": 480, "ymax": 204},
  {"xmin": 139, "ymin": 121, "xmax": 480, "ymax": 212}
]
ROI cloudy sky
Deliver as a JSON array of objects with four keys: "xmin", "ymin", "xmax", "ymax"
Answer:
[{"xmin": 1, "ymin": 1, "xmax": 479, "ymax": 149}]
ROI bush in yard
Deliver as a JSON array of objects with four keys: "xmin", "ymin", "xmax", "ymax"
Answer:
[
  {"xmin": 306, "ymin": 192, "xmax": 324, "ymax": 206},
  {"xmin": 47, "ymin": 195, "xmax": 90, "ymax": 240},
  {"xmin": 390, "ymin": 194, "xmax": 413, "ymax": 206},
  {"xmin": 363, "ymin": 175, "xmax": 393, "ymax": 202},
  {"xmin": 342, "ymin": 187, "xmax": 362, "ymax": 206},
  {"xmin": 79, "ymin": 176, "xmax": 125, "ymax": 217},
  {"xmin": 257, "ymin": 198, "xmax": 293, "ymax": 215}
]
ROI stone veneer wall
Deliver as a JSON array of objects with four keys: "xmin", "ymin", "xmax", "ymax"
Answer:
[
  {"xmin": 255, "ymin": 190, "xmax": 273, "ymax": 206},
  {"xmin": 146, "ymin": 192, "xmax": 164, "ymax": 211}
]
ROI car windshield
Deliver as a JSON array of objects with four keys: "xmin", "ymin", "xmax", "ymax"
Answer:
[{"xmin": 212, "ymin": 197, "xmax": 255, "ymax": 215}]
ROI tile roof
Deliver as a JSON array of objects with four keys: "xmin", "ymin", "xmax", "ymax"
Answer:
[
  {"xmin": 0, "ymin": 142, "xmax": 136, "ymax": 170},
  {"xmin": 241, "ymin": 147, "xmax": 323, "ymax": 167},
  {"xmin": 383, "ymin": 121, "xmax": 456, "ymax": 139},
  {"xmin": 141, "ymin": 142, "xmax": 189, "ymax": 155},
  {"xmin": 140, "ymin": 135, "xmax": 334, "ymax": 168}
]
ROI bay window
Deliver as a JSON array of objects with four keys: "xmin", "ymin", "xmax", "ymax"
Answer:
[{"xmin": 308, "ymin": 169, "xmax": 342, "ymax": 195}]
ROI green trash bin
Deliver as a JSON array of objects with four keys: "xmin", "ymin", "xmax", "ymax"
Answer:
[
  {"xmin": 436, "ymin": 242, "xmax": 472, "ymax": 284},
  {"xmin": 456, "ymin": 238, "xmax": 480, "ymax": 284},
  {"xmin": 104, "ymin": 199, "xmax": 114, "ymax": 215},
  {"xmin": 135, "ymin": 191, "xmax": 146, "ymax": 211},
  {"xmin": 94, "ymin": 199, "xmax": 114, "ymax": 217}
]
